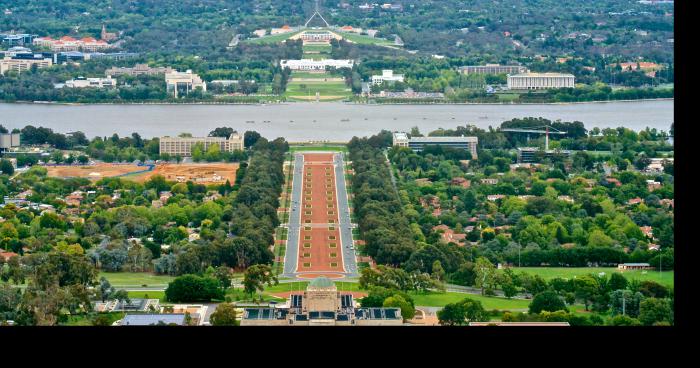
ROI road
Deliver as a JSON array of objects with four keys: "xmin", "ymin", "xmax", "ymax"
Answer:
[
  {"xmin": 281, "ymin": 153, "xmax": 304, "ymax": 277},
  {"xmin": 333, "ymin": 152, "xmax": 359, "ymax": 277}
]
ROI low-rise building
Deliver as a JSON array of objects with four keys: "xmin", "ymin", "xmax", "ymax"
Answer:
[
  {"xmin": 371, "ymin": 69, "xmax": 404, "ymax": 85},
  {"xmin": 165, "ymin": 70, "xmax": 206, "ymax": 97},
  {"xmin": 159, "ymin": 132, "xmax": 244, "ymax": 157},
  {"xmin": 279, "ymin": 59, "xmax": 354, "ymax": 71},
  {"xmin": 617, "ymin": 263, "xmax": 653, "ymax": 270},
  {"xmin": 63, "ymin": 75, "xmax": 116, "ymax": 88},
  {"xmin": 392, "ymin": 132, "xmax": 478, "ymax": 159},
  {"xmin": 507, "ymin": 73, "xmax": 575, "ymax": 90},
  {"xmin": 240, "ymin": 277, "xmax": 403, "ymax": 326},
  {"xmin": 0, "ymin": 56, "xmax": 53, "ymax": 75},
  {"xmin": 119, "ymin": 314, "xmax": 187, "ymax": 326},
  {"xmin": 105, "ymin": 64, "xmax": 174, "ymax": 77},
  {"xmin": 458, "ymin": 64, "xmax": 528, "ymax": 75}
]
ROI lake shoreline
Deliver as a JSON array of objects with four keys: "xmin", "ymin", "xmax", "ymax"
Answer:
[{"xmin": 1, "ymin": 97, "xmax": 674, "ymax": 107}]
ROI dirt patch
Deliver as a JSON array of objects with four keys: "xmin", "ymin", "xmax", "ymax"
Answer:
[
  {"xmin": 46, "ymin": 164, "xmax": 145, "ymax": 179},
  {"xmin": 131, "ymin": 163, "xmax": 239, "ymax": 184}
]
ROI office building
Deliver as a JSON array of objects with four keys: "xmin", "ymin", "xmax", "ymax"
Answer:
[
  {"xmin": 517, "ymin": 147, "xmax": 571, "ymax": 163},
  {"xmin": 371, "ymin": 69, "xmax": 404, "ymax": 85},
  {"xmin": 507, "ymin": 73, "xmax": 575, "ymax": 90},
  {"xmin": 106, "ymin": 64, "xmax": 174, "ymax": 77},
  {"xmin": 33, "ymin": 36, "xmax": 112, "ymax": 52},
  {"xmin": 0, "ymin": 133, "xmax": 20, "ymax": 150},
  {"xmin": 279, "ymin": 59, "xmax": 354, "ymax": 71},
  {"xmin": 0, "ymin": 56, "xmax": 53, "ymax": 75},
  {"xmin": 0, "ymin": 33, "xmax": 37, "ymax": 47},
  {"xmin": 458, "ymin": 64, "xmax": 528, "ymax": 75},
  {"xmin": 240, "ymin": 277, "xmax": 403, "ymax": 326},
  {"xmin": 159, "ymin": 132, "xmax": 243, "ymax": 157},
  {"xmin": 63, "ymin": 75, "xmax": 116, "ymax": 88},
  {"xmin": 165, "ymin": 70, "xmax": 206, "ymax": 97},
  {"xmin": 393, "ymin": 132, "xmax": 478, "ymax": 159}
]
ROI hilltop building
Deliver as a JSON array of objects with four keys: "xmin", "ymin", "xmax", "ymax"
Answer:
[
  {"xmin": 458, "ymin": 64, "xmax": 528, "ymax": 75},
  {"xmin": 371, "ymin": 69, "xmax": 404, "ymax": 85},
  {"xmin": 165, "ymin": 70, "xmax": 206, "ymax": 97},
  {"xmin": 101, "ymin": 24, "xmax": 118, "ymax": 41},
  {"xmin": 159, "ymin": 132, "xmax": 243, "ymax": 157},
  {"xmin": 507, "ymin": 73, "xmax": 575, "ymax": 90},
  {"xmin": 392, "ymin": 132, "xmax": 478, "ymax": 159},
  {"xmin": 240, "ymin": 277, "xmax": 403, "ymax": 326},
  {"xmin": 33, "ymin": 36, "xmax": 112, "ymax": 52}
]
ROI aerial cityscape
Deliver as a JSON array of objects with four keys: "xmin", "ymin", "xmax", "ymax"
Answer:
[{"xmin": 0, "ymin": 0, "xmax": 675, "ymax": 328}]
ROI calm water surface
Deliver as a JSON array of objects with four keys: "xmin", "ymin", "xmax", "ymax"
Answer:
[{"xmin": 0, "ymin": 100, "xmax": 673, "ymax": 141}]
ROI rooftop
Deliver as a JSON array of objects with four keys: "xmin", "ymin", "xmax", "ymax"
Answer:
[{"xmin": 121, "ymin": 314, "xmax": 186, "ymax": 326}]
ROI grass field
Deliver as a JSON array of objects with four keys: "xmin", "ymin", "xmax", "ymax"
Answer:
[
  {"xmin": 61, "ymin": 312, "xmax": 125, "ymax": 326},
  {"xmin": 285, "ymin": 80, "xmax": 351, "ymax": 97},
  {"xmin": 127, "ymin": 290, "xmax": 166, "ymax": 301},
  {"xmin": 409, "ymin": 291, "xmax": 533, "ymax": 310},
  {"xmin": 99, "ymin": 272, "xmax": 175, "ymax": 287},
  {"xmin": 513, "ymin": 267, "xmax": 674, "ymax": 287},
  {"xmin": 335, "ymin": 31, "xmax": 395, "ymax": 46},
  {"xmin": 302, "ymin": 44, "xmax": 332, "ymax": 53},
  {"xmin": 245, "ymin": 30, "xmax": 303, "ymax": 44}
]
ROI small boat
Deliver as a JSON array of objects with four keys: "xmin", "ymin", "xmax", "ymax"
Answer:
[
  {"xmin": 364, "ymin": 118, "xmax": 368, "ymax": 120},
  {"xmin": 478, "ymin": 115, "xmax": 488, "ymax": 119},
  {"xmin": 246, "ymin": 120, "xmax": 255, "ymax": 124},
  {"xmin": 341, "ymin": 118, "xmax": 350, "ymax": 122}
]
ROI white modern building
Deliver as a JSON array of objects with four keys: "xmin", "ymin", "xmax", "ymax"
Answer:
[
  {"xmin": 64, "ymin": 75, "xmax": 116, "ymax": 88},
  {"xmin": 458, "ymin": 64, "xmax": 528, "ymax": 75},
  {"xmin": 280, "ymin": 59, "xmax": 354, "ymax": 71},
  {"xmin": 159, "ymin": 132, "xmax": 244, "ymax": 157},
  {"xmin": 371, "ymin": 70, "xmax": 404, "ymax": 85},
  {"xmin": 392, "ymin": 132, "xmax": 478, "ymax": 159},
  {"xmin": 165, "ymin": 70, "xmax": 207, "ymax": 97},
  {"xmin": 507, "ymin": 73, "xmax": 575, "ymax": 90},
  {"xmin": 0, "ymin": 133, "xmax": 20, "ymax": 150}
]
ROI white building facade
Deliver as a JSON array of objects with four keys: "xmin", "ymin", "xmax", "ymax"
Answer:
[
  {"xmin": 280, "ymin": 59, "xmax": 354, "ymax": 71},
  {"xmin": 0, "ymin": 56, "xmax": 53, "ymax": 75},
  {"xmin": 165, "ymin": 70, "xmax": 207, "ymax": 97},
  {"xmin": 64, "ymin": 76, "xmax": 116, "ymax": 88},
  {"xmin": 371, "ymin": 70, "xmax": 404, "ymax": 85},
  {"xmin": 507, "ymin": 73, "xmax": 575, "ymax": 90}
]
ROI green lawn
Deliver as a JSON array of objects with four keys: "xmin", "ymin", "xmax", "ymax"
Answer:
[
  {"xmin": 302, "ymin": 44, "xmax": 332, "ymax": 53},
  {"xmin": 99, "ymin": 272, "xmax": 175, "ymax": 287},
  {"xmin": 289, "ymin": 144, "xmax": 348, "ymax": 153},
  {"xmin": 513, "ymin": 267, "xmax": 674, "ymax": 288},
  {"xmin": 264, "ymin": 281, "xmax": 361, "ymax": 293},
  {"xmin": 335, "ymin": 31, "xmax": 395, "ymax": 46},
  {"xmin": 244, "ymin": 30, "xmax": 303, "ymax": 44},
  {"xmin": 61, "ymin": 312, "xmax": 125, "ymax": 326},
  {"xmin": 285, "ymin": 80, "xmax": 351, "ymax": 96},
  {"xmin": 127, "ymin": 290, "xmax": 166, "ymax": 301},
  {"xmin": 409, "ymin": 291, "xmax": 531, "ymax": 310},
  {"xmin": 497, "ymin": 93, "xmax": 520, "ymax": 102}
]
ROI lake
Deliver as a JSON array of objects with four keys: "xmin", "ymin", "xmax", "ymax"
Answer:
[{"xmin": 0, "ymin": 100, "xmax": 673, "ymax": 141}]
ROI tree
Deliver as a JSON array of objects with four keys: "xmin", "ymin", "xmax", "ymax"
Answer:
[
  {"xmin": 607, "ymin": 314, "xmax": 641, "ymax": 326},
  {"xmin": 610, "ymin": 290, "xmax": 644, "ymax": 318},
  {"xmin": 608, "ymin": 273, "xmax": 628, "ymax": 292},
  {"xmin": 210, "ymin": 302, "xmax": 238, "ymax": 326},
  {"xmin": 529, "ymin": 290, "xmax": 567, "ymax": 314},
  {"xmin": 0, "ymin": 160, "xmax": 14, "ymax": 176},
  {"xmin": 498, "ymin": 269, "xmax": 519, "ymax": 299},
  {"xmin": 383, "ymin": 294, "xmax": 416, "ymax": 321},
  {"xmin": 638, "ymin": 298, "xmax": 672, "ymax": 326},
  {"xmin": 242, "ymin": 264, "xmax": 278, "ymax": 299},
  {"xmin": 474, "ymin": 257, "xmax": 497, "ymax": 295},
  {"xmin": 164, "ymin": 274, "xmax": 225, "ymax": 302},
  {"xmin": 431, "ymin": 260, "xmax": 445, "ymax": 282},
  {"xmin": 437, "ymin": 297, "xmax": 488, "ymax": 326}
]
